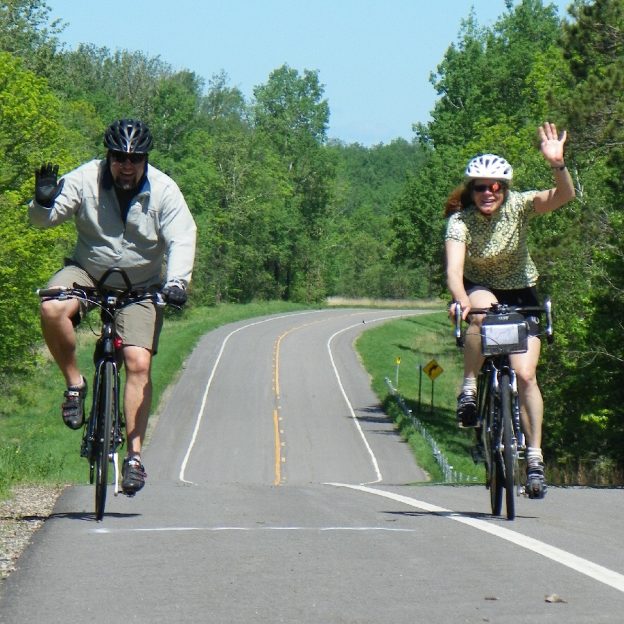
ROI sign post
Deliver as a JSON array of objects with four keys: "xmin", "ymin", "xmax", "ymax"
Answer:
[
  {"xmin": 394, "ymin": 356, "xmax": 401, "ymax": 389},
  {"xmin": 423, "ymin": 359, "xmax": 444, "ymax": 413}
]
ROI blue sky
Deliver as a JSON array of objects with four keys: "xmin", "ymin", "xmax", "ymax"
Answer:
[{"xmin": 46, "ymin": 0, "xmax": 572, "ymax": 146}]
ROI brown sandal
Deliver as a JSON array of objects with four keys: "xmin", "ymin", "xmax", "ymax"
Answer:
[{"xmin": 62, "ymin": 378, "xmax": 88, "ymax": 429}]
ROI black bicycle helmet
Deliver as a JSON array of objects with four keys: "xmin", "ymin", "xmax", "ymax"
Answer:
[{"xmin": 104, "ymin": 119, "xmax": 153, "ymax": 153}]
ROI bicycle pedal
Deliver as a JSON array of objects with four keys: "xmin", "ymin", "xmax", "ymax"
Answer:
[{"xmin": 526, "ymin": 477, "xmax": 547, "ymax": 499}]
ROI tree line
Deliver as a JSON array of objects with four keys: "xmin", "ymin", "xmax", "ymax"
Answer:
[{"xmin": 1, "ymin": 0, "xmax": 622, "ymax": 479}]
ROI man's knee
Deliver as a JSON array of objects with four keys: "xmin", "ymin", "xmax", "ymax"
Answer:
[
  {"xmin": 41, "ymin": 299, "xmax": 80, "ymax": 324},
  {"xmin": 123, "ymin": 346, "xmax": 152, "ymax": 376}
]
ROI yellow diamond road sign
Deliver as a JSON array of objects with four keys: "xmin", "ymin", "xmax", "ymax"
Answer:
[{"xmin": 423, "ymin": 359, "xmax": 443, "ymax": 381}]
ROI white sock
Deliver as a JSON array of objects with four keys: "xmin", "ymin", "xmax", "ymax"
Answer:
[
  {"xmin": 527, "ymin": 447, "xmax": 543, "ymax": 463},
  {"xmin": 69, "ymin": 376, "xmax": 86, "ymax": 390},
  {"xmin": 462, "ymin": 377, "xmax": 477, "ymax": 394}
]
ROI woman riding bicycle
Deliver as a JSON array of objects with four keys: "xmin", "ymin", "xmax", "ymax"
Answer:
[{"xmin": 444, "ymin": 122, "xmax": 575, "ymax": 498}]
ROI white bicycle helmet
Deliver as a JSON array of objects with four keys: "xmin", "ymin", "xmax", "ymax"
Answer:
[{"xmin": 465, "ymin": 154, "xmax": 513, "ymax": 181}]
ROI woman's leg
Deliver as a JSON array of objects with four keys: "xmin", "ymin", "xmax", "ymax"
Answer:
[
  {"xmin": 510, "ymin": 337, "xmax": 542, "ymax": 449},
  {"xmin": 511, "ymin": 337, "xmax": 547, "ymax": 497},
  {"xmin": 457, "ymin": 288, "xmax": 497, "ymax": 427}
]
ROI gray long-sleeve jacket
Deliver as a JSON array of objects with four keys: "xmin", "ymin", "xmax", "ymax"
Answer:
[{"xmin": 29, "ymin": 159, "xmax": 197, "ymax": 290}]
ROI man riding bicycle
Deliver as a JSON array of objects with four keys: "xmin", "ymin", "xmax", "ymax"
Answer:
[
  {"xmin": 444, "ymin": 122, "xmax": 575, "ymax": 497},
  {"xmin": 29, "ymin": 119, "xmax": 197, "ymax": 496}
]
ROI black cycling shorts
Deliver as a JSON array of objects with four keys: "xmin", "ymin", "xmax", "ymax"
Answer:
[{"xmin": 463, "ymin": 279, "xmax": 542, "ymax": 337}]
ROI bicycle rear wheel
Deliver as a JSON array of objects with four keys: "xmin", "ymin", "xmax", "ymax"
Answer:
[
  {"xmin": 500, "ymin": 372, "xmax": 516, "ymax": 520},
  {"xmin": 94, "ymin": 361, "xmax": 114, "ymax": 521}
]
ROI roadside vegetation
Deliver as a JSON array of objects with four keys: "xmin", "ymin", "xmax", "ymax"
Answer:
[{"xmin": 356, "ymin": 311, "xmax": 479, "ymax": 484}]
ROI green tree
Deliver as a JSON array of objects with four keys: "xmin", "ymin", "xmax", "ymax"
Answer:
[
  {"xmin": 390, "ymin": 149, "xmax": 455, "ymax": 297},
  {"xmin": 541, "ymin": 0, "xmax": 624, "ymax": 474},
  {"xmin": 322, "ymin": 139, "xmax": 428, "ymax": 299},
  {"xmin": 0, "ymin": 52, "xmax": 78, "ymax": 382},
  {"xmin": 53, "ymin": 44, "xmax": 175, "ymax": 125},
  {"xmin": 253, "ymin": 65, "xmax": 333, "ymax": 301},
  {"xmin": 170, "ymin": 73, "xmax": 295, "ymax": 304},
  {"xmin": 149, "ymin": 70, "xmax": 203, "ymax": 157},
  {"xmin": 0, "ymin": 0, "xmax": 64, "ymax": 74}
]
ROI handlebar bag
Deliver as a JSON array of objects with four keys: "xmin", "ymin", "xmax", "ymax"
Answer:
[{"xmin": 481, "ymin": 312, "xmax": 529, "ymax": 356}]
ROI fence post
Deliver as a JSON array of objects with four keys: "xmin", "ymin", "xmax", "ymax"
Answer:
[
  {"xmin": 417, "ymin": 364, "xmax": 422, "ymax": 414},
  {"xmin": 431, "ymin": 378, "xmax": 435, "ymax": 414}
]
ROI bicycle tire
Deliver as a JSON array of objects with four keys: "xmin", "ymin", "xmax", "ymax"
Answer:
[
  {"xmin": 481, "ymin": 374, "xmax": 503, "ymax": 516},
  {"xmin": 94, "ymin": 361, "xmax": 114, "ymax": 521},
  {"xmin": 500, "ymin": 372, "xmax": 516, "ymax": 520},
  {"xmin": 489, "ymin": 453, "xmax": 504, "ymax": 517}
]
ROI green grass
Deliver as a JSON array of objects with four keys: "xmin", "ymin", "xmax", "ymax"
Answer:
[
  {"xmin": 0, "ymin": 301, "xmax": 312, "ymax": 500},
  {"xmin": 355, "ymin": 311, "xmax": 484, "ymax": 484}
]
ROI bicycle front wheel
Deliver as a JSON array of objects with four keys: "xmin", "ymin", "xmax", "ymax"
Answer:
[
  {"xmin": 500, "ymin": 372, "xmax": 516, "ymax": 521},
  {"xmin": 94, "ymin": 361, "xmax": 115, "ymax": 521},
  {"xmin": 482, "ymin": 377, "xmax": 503, "ymax": 517}
]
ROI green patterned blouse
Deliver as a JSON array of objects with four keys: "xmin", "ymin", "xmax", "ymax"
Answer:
[{"xmin": 445, "ymin": 190, "xmax": 540, "ymax": 289}]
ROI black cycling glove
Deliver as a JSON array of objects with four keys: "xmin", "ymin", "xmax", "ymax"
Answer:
[
  {"xmin": 35, "ymin": 163, "xmax": 64, "ymax": 207},
  {"xmin": 162, "ymin": 284, "xmax": 187, "ymax": 306}
]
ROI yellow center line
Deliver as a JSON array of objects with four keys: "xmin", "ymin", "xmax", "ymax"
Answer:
[
  {"xmin": 272, "ymin": 314, "xmax": 359, "ymax": 486},
  {"xmin": 272, "ymin": 328, "xmax": 291, "ymax": 486}
]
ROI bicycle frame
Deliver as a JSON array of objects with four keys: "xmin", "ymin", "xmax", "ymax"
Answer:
[{"xmin": 80, "ymin": 295, "xmax": 124, "ymax": 506}]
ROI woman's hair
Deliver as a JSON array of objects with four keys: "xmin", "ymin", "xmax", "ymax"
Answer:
[{"xmin": 444, "ymin": 184, "xmax": 474, "ymax": 218}]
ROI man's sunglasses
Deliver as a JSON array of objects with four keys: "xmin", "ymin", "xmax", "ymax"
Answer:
[
  {"xmin": 472, "ymin": 181, "xmax": 506, "ymax": 193},
  {"xmin": 110, "ymin": 151, "xmax": 146, "ymax": 164}
]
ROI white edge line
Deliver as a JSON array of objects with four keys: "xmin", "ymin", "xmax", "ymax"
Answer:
[
  {"xmin": 327, "ymin": 312, "xmax": 418, "ymax": 486},
  {"xmin": 178, "ymin": 311, "xmax": 317, "ymax": 484},
  {"xmin": 327, "ymin": 482, "xmax": 624, "ymax": 594}
]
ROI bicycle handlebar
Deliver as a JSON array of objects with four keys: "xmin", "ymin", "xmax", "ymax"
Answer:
[
  {"xmin": 37, "ymin": 267, "xmax": 168, "ymax": 310},
  {"xmin": 37, "ymin": 284, "xmax": 166, "ymax": 308},
  {"xmin": 453, "ymin": 298, "xmax": 554, "ymax": 347}
]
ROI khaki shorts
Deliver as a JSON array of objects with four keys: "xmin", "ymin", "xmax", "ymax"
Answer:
[{"xmin": 47, "ymin": 265, "xmax": 164, "ymax": 354}]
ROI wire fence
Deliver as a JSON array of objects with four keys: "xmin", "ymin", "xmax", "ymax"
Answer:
[{"xmin": 384, "ymin": 377, "xmax": 478, "ymax": 483}]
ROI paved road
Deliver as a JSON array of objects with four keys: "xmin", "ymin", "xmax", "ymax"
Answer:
[{"xmin": 1, "ymin": 309, "xmax": 623, "ymax": 623}]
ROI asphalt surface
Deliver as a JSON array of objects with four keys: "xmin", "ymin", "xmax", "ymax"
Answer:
[{"xmin": 1, "ymin": 309, "xmax": 623, "ymax": 623}]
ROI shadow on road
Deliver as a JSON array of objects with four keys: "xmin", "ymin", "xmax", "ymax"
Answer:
[{"xmin": 49, "ymin": 511, "xmax": 141, "ymax": 522}]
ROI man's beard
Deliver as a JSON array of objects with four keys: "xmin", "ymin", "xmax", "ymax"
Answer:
[{"xmin": 113, "ymin": 178, "xmax": 136, "ymax": 191}]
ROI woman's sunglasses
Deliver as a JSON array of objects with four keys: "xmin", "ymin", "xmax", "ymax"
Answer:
[
  {"xmin": 110, "ymin": 151, "xmax": 146, "ymax": 164},
  {"xmin": 472, "ymin": 181, "xmax": 506, "ymax": 193}
]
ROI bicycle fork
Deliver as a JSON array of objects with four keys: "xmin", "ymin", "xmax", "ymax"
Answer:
[
  {"xmin": 80, "ymin": 357, "xmax": 125, "ymax": 493},
  {"xmin": 510, "ymin": 371, "xmax": 525, "ymax": 457},
  {"xmin": 109, "ymin": 358, "xmax": 124, "ymax": 496},
  {"xmin": 502, "ymin": 368, "xmax": 526, "ymax": 496}
]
